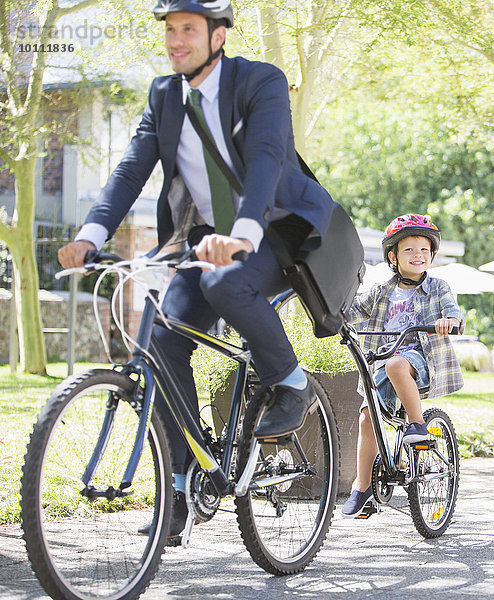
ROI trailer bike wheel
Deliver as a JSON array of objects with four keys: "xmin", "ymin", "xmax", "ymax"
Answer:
[{"xmin": 408, "ymin": 407, "xmax": 460, "ymax": 538}]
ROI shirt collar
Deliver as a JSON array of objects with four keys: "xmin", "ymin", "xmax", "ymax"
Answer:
[{"xmin": 182, "ymin": 58, "xmax": 222, "ymax": 104}]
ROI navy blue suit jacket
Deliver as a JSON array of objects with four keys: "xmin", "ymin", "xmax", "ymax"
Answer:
[{"xmin": 86, "ymin": 55, "xmax": 335, "ymax": 249}]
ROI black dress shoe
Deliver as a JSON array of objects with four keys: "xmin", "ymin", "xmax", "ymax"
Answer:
[
  {"xmin": 137, "ymin": 490, "xmax": 188, "ymax": 543},
  {"xmin": 254, "ymin": 383, "xmax": 317, "ymax": 439}
]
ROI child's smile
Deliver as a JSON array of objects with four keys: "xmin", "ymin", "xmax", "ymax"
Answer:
[{"xmin": 390, "ymin": 235, "xmax": 433, "ymax": 282}]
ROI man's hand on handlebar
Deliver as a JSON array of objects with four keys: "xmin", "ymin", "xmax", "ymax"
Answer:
[
  {"xmin": 195, "ymin": 234, "xmax": 252, "ymax": 267},
  {"xmin": 434, "ymin": 317, "xmax": 461, "ymax": 336},
  {"xmin": 58, "ymin": 240, "xmax": 96, "ymax": 269}
]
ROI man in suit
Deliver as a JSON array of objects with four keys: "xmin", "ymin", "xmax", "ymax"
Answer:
[{"xmin": 59, "ymin": 0, "xmax": 335, "ymax": 541}]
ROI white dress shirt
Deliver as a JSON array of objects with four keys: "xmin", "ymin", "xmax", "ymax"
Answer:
[{"xmin": 76, "ymin": 60, "xmax": 263, "ymax": 252}]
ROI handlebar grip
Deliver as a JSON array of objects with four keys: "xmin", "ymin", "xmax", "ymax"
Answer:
[
  {"xmin": 84, "ymin": 249, "xmax": 99, "ymax": 264},
  {"xmin": 423, "ymin": 325, "xmax": 459, "ymax": 335},
  {"xmin": 232, "ymin": 250, "xmax": 249, "ymax": 262}
]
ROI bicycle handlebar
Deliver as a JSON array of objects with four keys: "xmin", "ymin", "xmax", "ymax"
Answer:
[
  {"xmin": 55, "ymin": 246, "xmax": 248, "ymax": 279},
  {"xmin": 83, "ymin": 247, "xmax": 248, "ymax": 267},
  {"xmin": 358, "ymin": 325, "xmax": 459, "ymax": 337},
  {"xmin": 356, "ymin": 324, "xmax": 460, "ymax": 364}
]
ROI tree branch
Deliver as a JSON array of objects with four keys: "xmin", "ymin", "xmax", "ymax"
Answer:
[
  {"xmin": 0, "ymin": 147, "xmax": 15, "ymax": 169},
  {"xmin": 0, "ymin": 1, "xmax": 22, "ymax": 110},
  {"xmin": 256, "ymin": 6, "xmax": 286, "ymax": 72},
  {"xmin": 58, "ymin": 0, "xmax": 99, "ymax": 18},
  {"xmin": 23, "ymin": 0, "xmax": 99, "ymax": 122}
]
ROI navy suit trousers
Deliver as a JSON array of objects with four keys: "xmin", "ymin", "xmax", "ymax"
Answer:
[{"xmin": 152, "ymin": 238, "xmax": 298, "ymax": 472}]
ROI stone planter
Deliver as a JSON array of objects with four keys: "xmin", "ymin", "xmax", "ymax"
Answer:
[
  {"xmin": 313, "ymin": 371, "xmax": 361, "ymax": 497},
  {"xmin": 211, "ymin": 370, "xmax": 361, "ymax": 497}
]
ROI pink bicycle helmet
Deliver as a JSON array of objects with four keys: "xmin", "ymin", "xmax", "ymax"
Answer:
[{"xmin": 382, "ymin": 214, "xmax": 441, "ymax": 264}]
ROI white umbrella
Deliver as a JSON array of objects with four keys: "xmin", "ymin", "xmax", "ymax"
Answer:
[
  {"xmin": 429, "ymin": 263, "xmax": 494, "ymax": 294},
  {"xmin": 359, "ymin": 262, "xmax": 394, "ymax": 293}
]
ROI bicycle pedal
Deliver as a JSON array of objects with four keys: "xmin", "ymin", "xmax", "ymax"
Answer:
[
  {"xmin": 166, "ymin": 535, "xmax": 182, "ymax": 547},
  {"xmin": 355, "ymin": 501, "xmax": 379, "ymax": 519},
  {"xmin": 258, "ymin": 434, "xmax": 293, "ymax": 445},
  {"xmin": 410, "ymin": 439, "xmax": 437, "ymax": 450}
]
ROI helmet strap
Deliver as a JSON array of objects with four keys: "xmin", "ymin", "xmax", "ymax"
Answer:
[{"xmin": 396, "ymin": 271, "xmax": 427, "ymax": 287}]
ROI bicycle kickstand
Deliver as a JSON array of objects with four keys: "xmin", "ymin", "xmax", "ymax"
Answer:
[{"xmin": 180, "ymin": 511, "xmax": 195, "ymax": 548}]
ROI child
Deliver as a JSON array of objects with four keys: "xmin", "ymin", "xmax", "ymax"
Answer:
[{"xmin": 342, "ymin": 214, "xmax": 464, "ymax": 518}]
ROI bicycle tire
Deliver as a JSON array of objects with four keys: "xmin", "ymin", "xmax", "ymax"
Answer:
[
  {"xmin": 21, "ymin": 369, "xmax": 173, "ymax": 600},
  {"xmin": 235, "ymin": 372, "xmax": 340, "ymax": 574},
  {"xmin": 407, "ymin": 407, "xmax": 460, "ymax": 538}
]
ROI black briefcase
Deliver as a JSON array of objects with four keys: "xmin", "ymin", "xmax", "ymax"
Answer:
[{"xmin": 269, "ymin": 203, "xmax": 365, "ymax": 337}]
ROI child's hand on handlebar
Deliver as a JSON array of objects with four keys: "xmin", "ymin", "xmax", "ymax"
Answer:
[
  {"xmin": 434, "ymin": 317, "xmax": 460, "ymax": 336},
  {"xmin": 58, "ymin": 240, "xmax": 97, "ymax": 269},
  {"xmin": 195, "ymin": 234, "xmax": 253, "ymax": 267}
]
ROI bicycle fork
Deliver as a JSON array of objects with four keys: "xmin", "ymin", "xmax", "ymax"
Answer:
[{"xmin": 79, "ymin": 295, "xmax": 161, "ymax": 500}]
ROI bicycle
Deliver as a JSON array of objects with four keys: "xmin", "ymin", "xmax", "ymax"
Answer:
[
  {"xmin": 21, "ymin": 248, "xmax": 340, "ymax": 600},
  {"xmin": 336, "ymin": 316, "xmax": 461, "ymax": 536}
]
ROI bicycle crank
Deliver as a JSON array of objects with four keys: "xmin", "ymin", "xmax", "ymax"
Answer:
[{"xmin": 185, "ymin": 459, "xmax": 221, "ymax": 523}]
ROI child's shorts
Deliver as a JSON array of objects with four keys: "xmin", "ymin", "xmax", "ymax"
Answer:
[{"xmin": 360, "ymin": 349, "xmax": 430, "ymax": 414}]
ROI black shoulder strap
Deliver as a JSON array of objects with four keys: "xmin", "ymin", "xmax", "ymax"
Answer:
[{"xmin": 296, "ymin": 153, "xmax": 319, "ymax": 183}]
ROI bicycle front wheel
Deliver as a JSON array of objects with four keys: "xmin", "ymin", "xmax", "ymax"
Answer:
[
  {"xmin": 21, "ymin": 369, "xmax": 173, "ymax": 600},
  {"xmin": 235, "ymin": 372, "xmax": 340, "ymax": 574},
  {"xmin": 408, "ymin": 407, "xmax": 460, "ymax": 538}
]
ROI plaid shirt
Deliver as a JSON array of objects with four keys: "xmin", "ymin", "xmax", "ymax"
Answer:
[{"xmin": 349, "ymin": 274, "xmax": 465, "ymax": 399}]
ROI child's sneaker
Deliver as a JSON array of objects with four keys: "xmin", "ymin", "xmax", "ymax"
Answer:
[
  {"xmin": 341, "ymin": 486, "xmax": 373, "ymax": 518},
  {"xmin": 403, "ymin": 422, "xmax": 430, "ymax": 444}
]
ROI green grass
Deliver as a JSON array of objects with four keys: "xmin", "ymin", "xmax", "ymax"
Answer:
[
  {"xmin": 0, "ymin": 362, "xmax": 107, "ymax": 525},
  {"xmin": 423, "ymin": 371, "xmax": 494, "ymax": 458},
  {"xmin": 1, "ymin": 365, "xmax": 493, "ymax": 525}
]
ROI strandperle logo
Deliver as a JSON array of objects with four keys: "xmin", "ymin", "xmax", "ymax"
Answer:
[{"xmin": 17, "ymin": 19, "xmax": 148, "ymax": 46}]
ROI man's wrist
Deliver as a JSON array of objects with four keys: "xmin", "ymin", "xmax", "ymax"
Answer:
[
  {"xmin": 237, "ymin": 238, "xmax": 254, "ymax": 253},
  {"xmin": 75, "ymin": 239, "xmax": 97, "ymax": 249}
]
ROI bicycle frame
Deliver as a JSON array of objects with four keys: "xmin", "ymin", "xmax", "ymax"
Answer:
[
  {"xmin": 338, "ymin": 320, "xmax": 459, "ymax": 484},
  {"xmin": 80, "ymin": 255, "xmax": 455, "ymax": 507},
  {"xmin": 338, "ymin": 322, "xmax": 399, "ymax": 475},
  {"xmin": 82, "ymin": 285, "xmax": 315, "ymax": 503},
  {"xmin": 82, "ymin": 290, "xmax": 253, "ymax": 500}
]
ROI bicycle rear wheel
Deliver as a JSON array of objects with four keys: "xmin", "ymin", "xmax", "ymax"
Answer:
[
  {"xmin": 408, "ymin": 407, "xmax": 460, "ymax": 538},
  {"xmin": 235, "ymin": 372, "xmax": 339, "ymax": 574},
  {"xmin": 21, "ymin": 369, "xmax": 172, "ymax": 600}
]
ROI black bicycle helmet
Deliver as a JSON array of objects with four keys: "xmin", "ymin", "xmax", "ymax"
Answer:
[
  {"xmin": 153, "ymin": 0, "xmax": 233, "ymax": 81},
  {"xmin": 153, "ymin": 0, "xmax": 234, "ymax": 27}
]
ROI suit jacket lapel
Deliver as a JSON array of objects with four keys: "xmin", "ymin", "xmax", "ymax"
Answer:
[
  {"xmin": 219, "ymin": 57, "xmax": 245, "ymax": 179},
  {"xmin": 160, "ymin": 78, "xmax": 185, "ymax": 178}
]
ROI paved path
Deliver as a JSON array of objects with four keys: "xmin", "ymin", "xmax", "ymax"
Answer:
[{"xmin": 1, "ymin": 458, "xmax": 492, "ymax": 600}]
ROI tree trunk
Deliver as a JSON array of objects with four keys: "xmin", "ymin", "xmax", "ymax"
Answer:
[
  {"xmin": 11, "ymin": 158, "xmax": 47, "ymax": 374},
  {"xmin": 256, "ymin": 6, "xmax": 286, "ymax": 71}
]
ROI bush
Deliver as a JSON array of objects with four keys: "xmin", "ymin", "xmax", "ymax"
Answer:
[
  {"xmin": 191, "ymin": 299, "xmax": 356, "ymax": 397},
  {"xmin": 458, "ymin": 431, "xmax": 494, "ymax": 458},
  {"xmin": 452, "ymin": 340, "xmax": 492, "ymax": 372}
]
